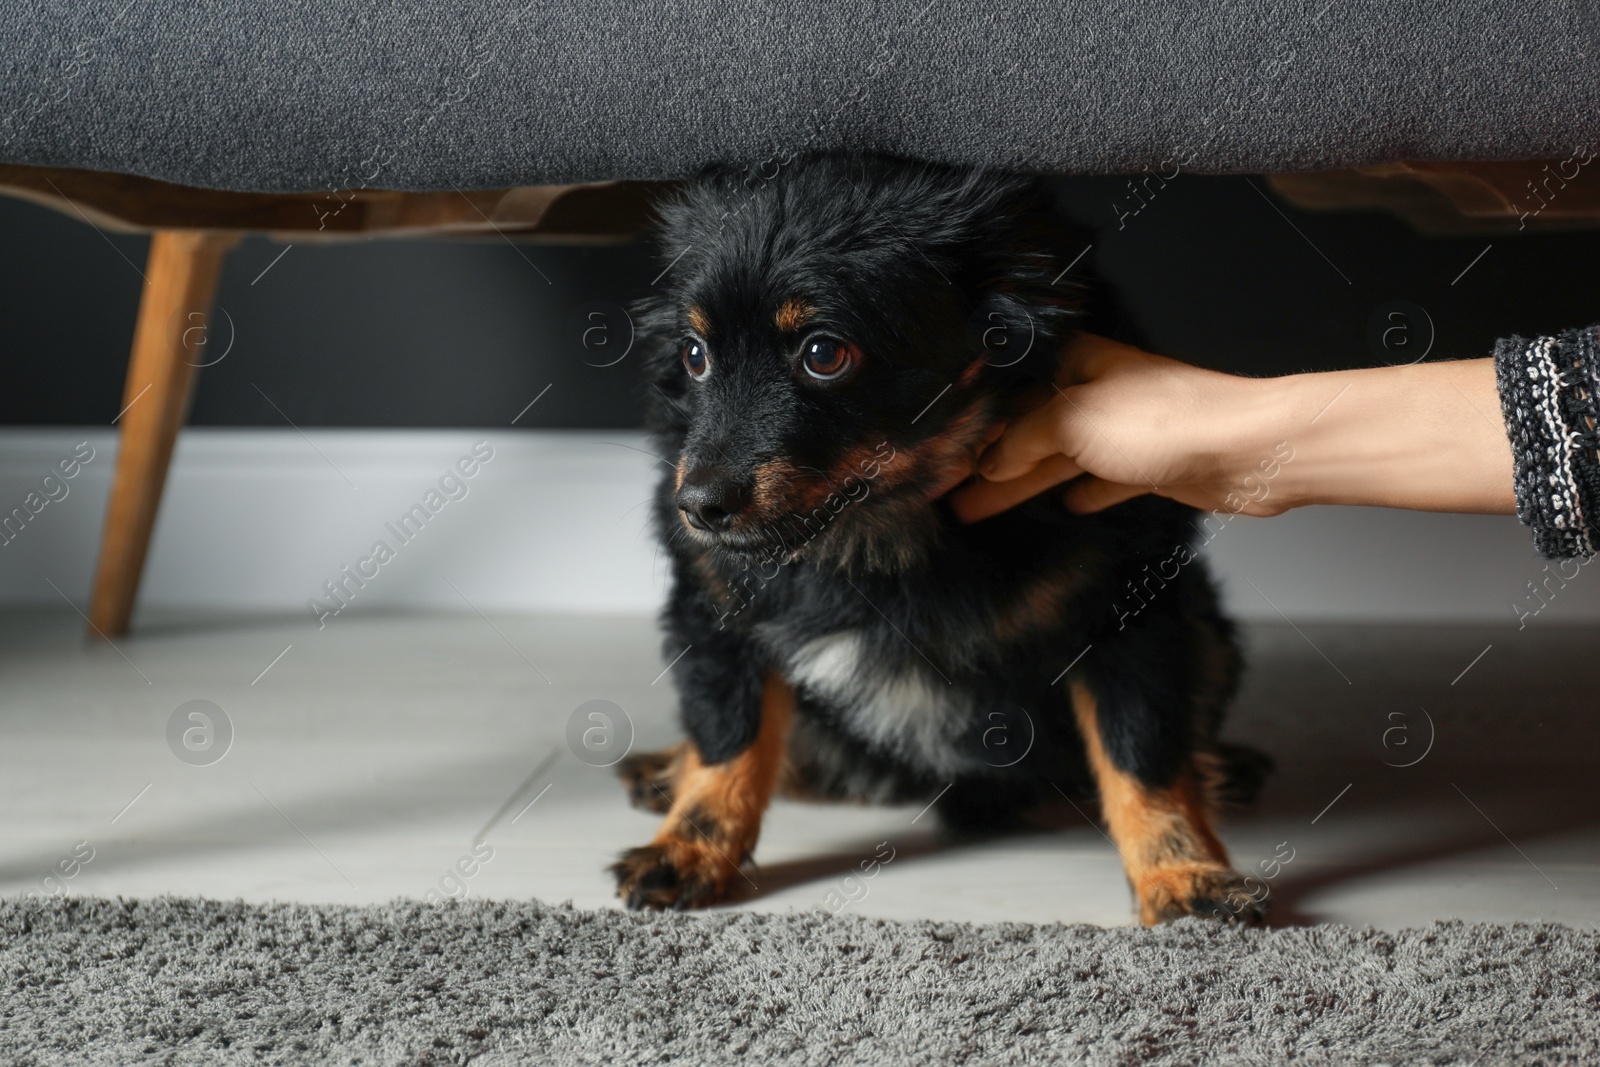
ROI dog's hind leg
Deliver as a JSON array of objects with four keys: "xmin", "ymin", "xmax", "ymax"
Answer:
[
  {"xmin": 611, "ymin": 673, "xmax": 793, "ymax": 910},
  {"xmin": 1069, "ymin": 679, "xmax": 1263, "ymax": 926},
  {"xmin": 616, "ymin": 742, "xmax": 691, "ymax": 814}
]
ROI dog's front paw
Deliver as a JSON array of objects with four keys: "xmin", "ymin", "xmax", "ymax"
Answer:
[
  {"xmin": 610, "ymin": 838, "xmax": 744, "ymax": 911},
  {"xmin": 616, "ymin": 744, "xmax": 687, "ymax": 814},
  {"xmin": 1136, "ymin": 863, "xmax": 1267, "ymax": 926}
]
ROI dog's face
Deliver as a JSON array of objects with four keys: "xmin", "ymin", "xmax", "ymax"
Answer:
[{"xmin": 644, "ymin": 157, "xmax": 1080, "ymax": 570}]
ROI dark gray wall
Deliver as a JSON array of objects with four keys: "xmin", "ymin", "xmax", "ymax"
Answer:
[
  {"xmin": 3, "ymin": 175, "xmax": 1597, "ymax": 429},
  {"xmin": 0, "ymin": 208, "xmax": 659, "ymax": 428}
]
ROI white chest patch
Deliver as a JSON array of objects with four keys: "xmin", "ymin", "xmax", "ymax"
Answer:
[{"xmin": 784, "ymin": 630, "xmax": 974, "ymax": 774}]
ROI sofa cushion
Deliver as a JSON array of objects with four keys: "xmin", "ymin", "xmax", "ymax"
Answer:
[{"xmin": 2, "ymin": 1, "xmax": 1596, "ymax": 193}]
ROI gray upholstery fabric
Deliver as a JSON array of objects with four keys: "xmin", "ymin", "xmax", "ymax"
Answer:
[
  {"xmin": 2, "ymin": 1, "xmax": 1597, "ymax": 193},
  {"xmin": 5, "ymin": 897, "xmax": 1600, "ymax": 1064}
]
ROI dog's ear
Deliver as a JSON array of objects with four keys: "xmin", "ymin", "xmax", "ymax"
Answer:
[
  {"xmin": 632, "ymin": 290, "xmax": 690, "ymax": 436},
  {"xmin": 969, "ymin": 287, "xmax": 1047, "ymax": 371},
  {"xmin": 913, "ymin": 168, "xmax": 1086, "ymax": 375},
  {"xmin": 632, "ymin": 182, "xmax": 705, "ymax": 433},
  {"xmin": 968, "ymin": 269, "xmax": 1084, "ymax": 379}
]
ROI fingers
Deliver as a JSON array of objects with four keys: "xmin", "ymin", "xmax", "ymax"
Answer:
[
  {"xmin": 950, "ymin": 454, "xmax": 1084, "ymax": 523},
  {"xmin": 978, "ymin": 334, "xmax": 1141, "ymax": 481},
  {"xmin": 957, "ymin": 332, "xmax": 1168, "ymax": 522},
  {"xmin": 1062, "ymin": 476, "xmax": 1148, "ymax": 514},
  {"xmin": 976, "ymin": 396, "xmax": 1074, "ymax": 483}
]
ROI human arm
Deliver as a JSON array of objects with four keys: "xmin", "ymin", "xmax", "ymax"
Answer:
[{"xmin": 950, "ymin": 333, "xmax": 1516, "ymax": 523}]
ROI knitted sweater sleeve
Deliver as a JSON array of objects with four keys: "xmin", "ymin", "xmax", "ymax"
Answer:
[{"xmin": 1493, "ymin": 324, "xmax": 1600, "ymax": 559}]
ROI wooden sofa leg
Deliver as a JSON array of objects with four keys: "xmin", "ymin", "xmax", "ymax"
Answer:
[{"xmin": 88, "ymin": 230, "xmax": 237, "ymax": 638}]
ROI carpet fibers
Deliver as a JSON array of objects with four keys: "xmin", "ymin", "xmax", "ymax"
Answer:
[{"xmin": 2, "ymin": 898, "xmax": 1596, "ymax": 1065}]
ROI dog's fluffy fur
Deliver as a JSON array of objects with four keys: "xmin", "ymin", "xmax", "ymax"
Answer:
[{"xmin": 610, "ymin": 155, "xmax": 1270, "ymax": 925}]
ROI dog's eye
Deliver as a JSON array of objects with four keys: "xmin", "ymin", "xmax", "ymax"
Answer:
[
  {"xmin": 801, "ymin": 337, "xmax": 859, "ymax": 381},
  {"xmin": 681, "ymin": 339, "xmax": 709, "ymax": 380}
]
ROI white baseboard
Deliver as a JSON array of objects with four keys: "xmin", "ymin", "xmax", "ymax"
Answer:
[
  {"xmin": 0, "ymin": 428, "xmax": 669, "ymax": 621},
  {"xmin": 0, "ymin": 428, "xmax": 1589, "ymax": 625}
]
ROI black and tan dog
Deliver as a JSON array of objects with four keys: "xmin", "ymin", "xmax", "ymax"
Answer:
[{"xmin": 611, "ymin": 155, "xmax": 1269, "ymax": 925}]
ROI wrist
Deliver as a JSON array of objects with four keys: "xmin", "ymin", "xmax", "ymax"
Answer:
[
  {"xmin": 1252, "ymin": 371, "xmax": 1352, "ymax": 511},
  {"xmin": 1204, "ymin": 374, "xmax": 1307, "ymax": 513}
]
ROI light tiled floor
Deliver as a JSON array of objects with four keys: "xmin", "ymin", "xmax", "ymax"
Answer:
[{"xmin": 1, "ymin": 609, "xmax": 1595, "ymax": 929}]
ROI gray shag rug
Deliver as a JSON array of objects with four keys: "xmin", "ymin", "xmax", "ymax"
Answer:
[{"xmin": 2, "ymin": 898, "xmax": 1597, "ymax": 1066}]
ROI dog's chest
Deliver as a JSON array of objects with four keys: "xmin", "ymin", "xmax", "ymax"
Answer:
[{"xmin": 778, "ymin": 629, "xmax": 978, "ymax": 774}]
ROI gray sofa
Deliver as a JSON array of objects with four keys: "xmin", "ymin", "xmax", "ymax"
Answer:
[{"xmin": 4, "ymin": 0, "xmax": 1598, "ymax": 191}]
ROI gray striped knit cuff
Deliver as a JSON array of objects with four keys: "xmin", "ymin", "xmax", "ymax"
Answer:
[{"xmin": 1494, "ymin": 325, "xmax": 1600, "ymax": 559}]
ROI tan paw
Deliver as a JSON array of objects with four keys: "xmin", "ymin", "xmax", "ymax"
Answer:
[
  {"xmin": 610, "ymin": 835, "xmax": 744, "ymax": 911},
  {"xmin": 1136, "ymin": 863, "xmax": 1267, "ymax": 926}
]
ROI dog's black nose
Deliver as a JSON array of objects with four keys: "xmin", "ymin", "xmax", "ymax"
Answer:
[{"xmin": 677, "ymin": 479, "xmax": 746, "ymax": 532}]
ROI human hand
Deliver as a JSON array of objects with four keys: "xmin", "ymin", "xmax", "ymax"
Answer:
[{"xmin": 951, "ymin": 334, "xmax": 1289, "ymax": 522}]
